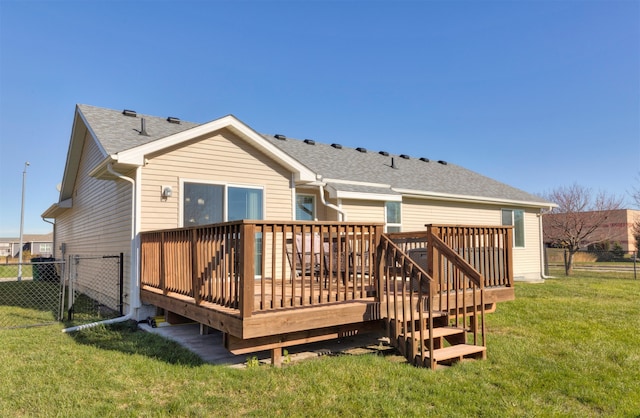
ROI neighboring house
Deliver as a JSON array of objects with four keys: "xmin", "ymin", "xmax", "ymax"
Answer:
[
  {"xmin": 543, "ymin": 209, "xmax": 640, "ymax": 253},
  {"xmin": 43, "ymin": 104, "xmax": 554, "ymax": 323},
  {"xmin": 0, "ymin": 233, "xmax": 54, "ymax": 258}
]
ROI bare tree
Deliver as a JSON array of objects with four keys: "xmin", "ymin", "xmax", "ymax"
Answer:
[
  {"xmin": 542, "ymin": 183, "xmax": 622, "ymax": 276},
  {"xmin": 631, "ymin": 175, "xmax": 640, "ymax": 255}
]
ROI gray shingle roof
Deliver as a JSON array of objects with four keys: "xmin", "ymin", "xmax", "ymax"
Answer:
[
  {"xmin": 263, "ymin": 135, "xmax": 550, "ymax": 205},
  {"xmin": 77, "ymin": 104, "xmax": 550, "ymax": 206},
  {"xmin": 78, "ymin": 104, "xmax": 199, "ymax": 154}
]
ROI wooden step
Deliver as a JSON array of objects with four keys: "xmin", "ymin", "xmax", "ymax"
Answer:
[
  {"xmin": 407, "ymin": 326, "xmax": 464, "ymax": 342},
  {"xmin": 427, "ymin": 344, "xmax": 486, "ymax": 363}
]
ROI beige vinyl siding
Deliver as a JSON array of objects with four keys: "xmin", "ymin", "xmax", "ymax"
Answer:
[
  {"xmin": 513, "ymin": 208, "xmax": 543, "ymax": 280},
  {"xmin": 340, "ymin": 199, "xmax": 385, "ymax": 223},
  {"xmin": 403, "ymin": 198, "xmax": 497, "ymax": 230},
  {"xmin": 403, "ymin": 198, "xmax": 542, "ymax": 281},
  {"xmin": 141, "ymin": 128, "xmax": 293, "ymax": 231},
  {"xmin": 53, "ymin": 132, "xmax": 133, "ymax": 312}
]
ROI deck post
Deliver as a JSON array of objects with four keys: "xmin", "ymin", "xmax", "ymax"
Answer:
[
  {"xmin": 191, "ymin": 229, "xmax": 201, "ymax": 305},
  {"xmin": 505, "ymin": 227, "xmax": 514, "ymax": 287},
  {"xmin": 271, "ymin": 347, "xmax": 282, "ymax": 367},
  {"xmin": 240, "ymin": 222, "xmax": 255, "ymax": 318}
]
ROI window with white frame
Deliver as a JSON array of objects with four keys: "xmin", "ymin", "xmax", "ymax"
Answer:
[
  {"xmin": 502, "ymin": 209, "xmax": 525, "ymax": 248},
  {"xmin": 296, "ymin": 194, "xmax": 316, "ymax": 221},
  {"xmin": 183, "ymin": 182, "xmax": 263, "ymax": 226},
  {"xmin": 385, "ymin": 201, "xmax": 402, "ymax": 233}
]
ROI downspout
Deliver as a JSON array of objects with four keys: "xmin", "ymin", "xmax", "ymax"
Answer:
[
  {"xmin": 62, "ymin": 163, "xmax": 139, "ymax": 332},
  {"xmin": 539, "ymin": 209, "xmax": 552, "ymax": 279},
  {"xmin": 318, "ymin": 184, "xmax": 347, "ymax": 221},
  {"xmin": 41, "ymin": 217, "xmax": 55, "ymax": 258}
]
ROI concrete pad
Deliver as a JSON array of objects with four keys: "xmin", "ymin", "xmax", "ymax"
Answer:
[{"xmin": 139, "ymin": 322, "xmax": 389, "ymax": 368}]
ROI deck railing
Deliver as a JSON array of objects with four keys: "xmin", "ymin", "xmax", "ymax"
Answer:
[
  {"xmin": 379, "ymin": 226, "xmax": 488, "ymax": 368},
  {"xmin": 140, "ymin": 221, "xmax": 385, "ymax": 318},
  {"xmin": 387, "ymin": 224, "xmax": 513, "ymax": 290},
  {"xmin": 140, "ymin": 222, "xmax": 512, "ymax": 323}
]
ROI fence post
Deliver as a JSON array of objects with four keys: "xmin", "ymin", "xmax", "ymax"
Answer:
[
  {"xmin": 240, "ymin": 222, "xmax": 255, "ymax": 318},
  {"xmin": 119, "ymin": 252, "xmax": 124, "ymax": 315}
]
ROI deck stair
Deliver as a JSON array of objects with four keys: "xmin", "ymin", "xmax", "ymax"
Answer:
[{"xmin": 380, "ymin": 230, "xmax": 488, "ymax": 369}]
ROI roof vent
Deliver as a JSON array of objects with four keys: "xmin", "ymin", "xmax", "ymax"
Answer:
[
  {"xmin": 379, "ymin": 151, "xmax": 389, "ymax": 156},
  {"xmin": 391, "ymin": 157, "xmax": 397, "ymax": 169},
  {"xmin": 274, "ymin": 134, "xmax": 286, "ymax": 140},
  {"xmin": 304, "ymin": 139, "xmax": 316, "ymax": 145},
  {"xmin": 331, "ymin": 143, "xmax": 342, "ymax": 149},
  {"xmin": 167, "ymin": 116, "xmax": 180, "ymax": 124},
  {"xmin": 438, "ymin": 160, "xmax": 448, "ymax": 165},
  {"xmin": 139, "ymin": 118, "xmax": 149, "ymax": 136},
  {"xmin": 356, "ymin": 147, "xmax": 367, "ymax": 153},
  {"xmin": 419, "ymin": 157, "xmax": 430, "ymax": 163},
  {"xmin": 400, "ymin": 154, "xmax": 410, "ymax": 159},
  {"xmin": 122, "ymin": 109, "xmax": 137, "ymax": 117}
]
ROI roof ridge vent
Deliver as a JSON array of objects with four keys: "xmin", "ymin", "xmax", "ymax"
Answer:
[
  {"xmin": 331, "ymin": 143, "xmax": 342, "ymax": 149},
  {"xmin": 139, "ymin": 118, "xmax": 149, "ymax": 136},
  {"xmin": 356, "ymin": 147, "xmax": 367, "ymax": 153},
  {"xmin": 419, "ymin": 157, "xmax": 430, "ymax": 163},
  {"xmin": 122, "ymin": 109, "xmax": 137, "ymax": 117},
  {"xmin": 438, "ymin": 160, "xmax": 448, "ymax": 165},
  {"xmin": 303, "ymin": 139, "xmax": 315, "ymax": 145},
  {"xmin": 400, "ymin": 154, "xmax": 410, "ymax": 159},
  {"xmin": 379, "ymin": 151, "xmax": 389, "ymax": 156},
  {"xmin": 167, "ymin": 116, "xmax": 180, "ymax": 124},
  {"xmin": 274, "ymin": 134, "xmax": 286, "ymax": 140}
]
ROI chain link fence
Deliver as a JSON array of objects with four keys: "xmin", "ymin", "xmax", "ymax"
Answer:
[
  {"xmin": 0, "ymin": 254, "xmax": 123, "ymax": 329},
  {"xmin": 64, "ymin": 254, "xmax": 123, "ymax": 323},
  {"xmin": 0, "ymin": 259, "xmax": 65, "ymax": 329}
]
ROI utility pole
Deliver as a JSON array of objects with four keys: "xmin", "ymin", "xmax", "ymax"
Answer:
[{"xmin": 17, "ymin": 161, "xmax": 29, "ymax": 281}]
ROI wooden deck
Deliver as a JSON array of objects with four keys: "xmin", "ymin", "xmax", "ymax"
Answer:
[{"xmin": 139, "ymin": 221, "xmax": 515, "ymax": 367}]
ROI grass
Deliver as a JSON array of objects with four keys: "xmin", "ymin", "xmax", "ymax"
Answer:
[{"xmin": 1, "ymin": 272, "xmax": 639, "ymax": 416}]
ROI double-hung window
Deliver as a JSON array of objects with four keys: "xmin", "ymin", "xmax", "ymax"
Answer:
[
  {"xmin": 502, "ymin": 209, "xmax": 525, "ymax": 248},
  {"xmin": 385, "ymin": 201, "xmax": 402, "ymax": 233},
  {"xmin": 295, "ymin": 194, "xmax": 316, "ymax": 221}
]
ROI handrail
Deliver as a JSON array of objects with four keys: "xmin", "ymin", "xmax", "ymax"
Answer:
[
  {"xmin": 378, "ymin": 234, "xmax": 435, "ymax": 367},
  {"xmin": 428, "ymin": 232, "xmax": 483, "ymax": 289}
]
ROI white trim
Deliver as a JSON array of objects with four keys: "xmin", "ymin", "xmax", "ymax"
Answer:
[
  {"xmin": 393, "ymin": 187, "xmax": 556, "ymax": 209},
  {"xmin": 114, "ymin": 115, "xmax": 316, "ymax": 182},
  {"xmin": 295, "ymin": 193, "xmax": 317, "ymax": 221},
  {"xmin": 385, "ymin": 201, "xmax": 402, "ymax": 233},
  {"xmin": 322, "ymin": 178, "xmax": 392, "ymax": 189},
  {"xmin": 329, "ymin": 189, "xmax": 402, "ymax": 202},
  {"xmin": 502, "ymin": 208, "xmax": 525, "ymax": 249}
]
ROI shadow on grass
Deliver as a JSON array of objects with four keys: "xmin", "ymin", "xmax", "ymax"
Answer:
[{"xmin": 66, "ymin": 320, "xmax": 206, "ymax": 367}]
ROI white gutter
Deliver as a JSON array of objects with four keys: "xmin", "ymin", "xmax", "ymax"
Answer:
[
  {"xmin": 62, "ymin": 163, "xmax": 140, "ymax": 332},
  {"xmin": 318, "ymin": 184, "xmax": 347, "ymax": 221}
]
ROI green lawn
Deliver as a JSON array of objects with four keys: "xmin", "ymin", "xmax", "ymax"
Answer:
[{"xmin": 1, "ymin": 272, "xmax": 639, "ymax": 416}]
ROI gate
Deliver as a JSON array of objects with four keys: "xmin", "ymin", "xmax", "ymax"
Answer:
[
  {"xmin": 64, "ymin": 254, "xmax": 124, "ymax": 322},
  {"xmin": 0, "ymin": 259, "xmax": 65, "ymax": 329}
]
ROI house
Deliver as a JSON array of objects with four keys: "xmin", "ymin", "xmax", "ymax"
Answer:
[
  {"xmin": 543, "ymin": 209, "xmax": 640, "ymax": 254},
  {"xmin": 43, "ymin": 104, "xmax": 554, "ymax": 367},
  {"xmin": 0, "ymin": 233, "xmax": 54, "ymax": 259}
]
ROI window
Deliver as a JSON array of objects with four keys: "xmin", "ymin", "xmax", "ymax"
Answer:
[
  {"xmin": 385, "ymin": 201, "xmax": 401, "ymax": 233},
  {"xmin": 183, "ymin": 182, "xmax": 263, "ymax": 226},
  {"xmin": 40, "ymin": 244, "xmax": 52, "ymax": 254},
  {"xmin": 296, "ymin": 194, "xmax": 315, "ymax": 221},
  {"xmin": 502, "ymin": 209, "xmax": 525, "ymax": 247}
]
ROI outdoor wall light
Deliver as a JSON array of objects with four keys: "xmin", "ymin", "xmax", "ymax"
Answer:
[{"xmin": 161, "ymin": 185, "xmax": 172, "ymax": 198}]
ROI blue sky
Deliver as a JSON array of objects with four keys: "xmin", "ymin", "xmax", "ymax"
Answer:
[{"xmin": 0, "ymin": 0, "xmax": 638, "ymax": 236}]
